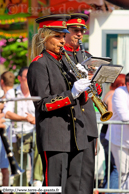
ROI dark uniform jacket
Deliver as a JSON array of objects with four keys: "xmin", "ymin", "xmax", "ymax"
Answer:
[
  {"xmin": 63, "ymin": 44, "xmax": 98, "ymax": 138},
  {"xmin": 27, "ymin": 50, "xmax": 89, "ymax": 153}
]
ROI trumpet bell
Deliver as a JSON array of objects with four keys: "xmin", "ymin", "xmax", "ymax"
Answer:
[
  {"xmin": 89, "ymin": 92, "xmax": 113, "ymax": 122},
  {"xmin": 100, "ymin": 111, "xmax": 113, "ymax": 122}
]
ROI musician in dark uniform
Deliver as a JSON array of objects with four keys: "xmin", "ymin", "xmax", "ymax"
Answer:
[
  {"xmin": 64, "ymin": 13, "xmax": 102, "ymax": 194},
  {"xmin": 27, "ymin": 14, "xmax": 92, "ymax": 194}
]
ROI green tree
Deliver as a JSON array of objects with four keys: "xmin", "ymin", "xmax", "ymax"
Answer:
[{"xmin": 1, "ymin": 36, "xmax": 28, "ymax": 84}]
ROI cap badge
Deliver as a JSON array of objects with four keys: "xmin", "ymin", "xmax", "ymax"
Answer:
[
  {"xmin": 77, "ymin": 18, "xmax": 82, "ymax": 23},
  {"xmin": 62, "ymin": 21, "xmax": 66, "ymax": 27}
]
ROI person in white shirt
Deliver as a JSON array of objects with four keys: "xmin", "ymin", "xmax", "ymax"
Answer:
[
  {"xmin": 106, "ymin": 72, "xmax": 129, "ymax": 191},
  {"xmin": 3, "ymin": 68, "xmax": 43, "ymax": 190}
]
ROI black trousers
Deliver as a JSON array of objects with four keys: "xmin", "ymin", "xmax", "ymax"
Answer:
[
  {"xmin": 40, "ymin": 150, "xmax": 84, "ymax": 194},
  {"xmin": 79, "ymin": 137, "xmax": 96, "ymax": 194}
]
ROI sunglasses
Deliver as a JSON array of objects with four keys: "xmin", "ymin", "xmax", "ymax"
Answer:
[{"xmin": 72, "ymin": 29, "xmax": 86, "ymax": 34}]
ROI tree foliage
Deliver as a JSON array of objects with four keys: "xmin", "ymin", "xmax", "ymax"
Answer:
[{"xmin": 0, "ymin": 36, "xmax": 28, "ymax": 84}]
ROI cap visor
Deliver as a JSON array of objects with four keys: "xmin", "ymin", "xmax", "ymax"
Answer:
[
  {"xmin": 69, "ymin": 25, "xmax": 87, "ymax": 30},
  {"xmin": 50, "ymin": 28, "xmax": 70, "ymax": 33},
  {"xmin": 62, "ymin": 29, "xmax": 70, "ymax": 33}
]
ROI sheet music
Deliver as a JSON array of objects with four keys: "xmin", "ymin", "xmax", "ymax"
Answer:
[
  {"xmin": 81, "ymin": 56, "xmax": 112, "ymax": 68},
  {"xmin": 91, "ymin": 64, "xmax": 123, "ymax": 84}
]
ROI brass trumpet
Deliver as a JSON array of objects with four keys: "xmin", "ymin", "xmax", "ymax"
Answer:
[
  {"xmin": 88, "ymin": 89, "xmax": 113, "ymax": 121},
  {"xmin": 61, "ymin": 47, "xmax": 113, "ymax": 122}
]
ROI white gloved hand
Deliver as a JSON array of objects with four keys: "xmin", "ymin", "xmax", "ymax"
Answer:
[
  {"xmin": 76, "ymin": 63, "xmax": 88, "ymax": 76},
  {"xmin": 71, "ymin": 78, "xmax": 91, "ymax": 99}
]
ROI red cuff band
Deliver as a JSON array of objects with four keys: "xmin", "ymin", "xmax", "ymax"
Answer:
[{"xmin": 46, "ymin": 97, "xmax": 71, "ymax": 111}]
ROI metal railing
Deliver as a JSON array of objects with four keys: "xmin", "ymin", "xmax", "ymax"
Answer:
[
  {"xmin": 94, "ymin": 119, "xmax": 129, "ymax": 193},
  {"xmin": 2, "ymin": 118, "xmax": 129, "ymax": 193}
]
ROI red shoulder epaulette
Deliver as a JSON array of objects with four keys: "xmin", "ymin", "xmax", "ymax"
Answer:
[{"xmin": 31, "ymin": 54, "xmax": 43, "ymax": 62}]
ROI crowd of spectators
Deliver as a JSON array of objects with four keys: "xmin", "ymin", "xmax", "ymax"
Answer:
[{"xmin": 0, "ymin": 69, "xmax": 43, "ymax": 194}]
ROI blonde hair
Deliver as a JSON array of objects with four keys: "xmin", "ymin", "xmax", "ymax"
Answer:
[{"xmin": 31, "ymin": 28, "xmax": 56, "ymax": 59}]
